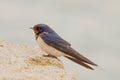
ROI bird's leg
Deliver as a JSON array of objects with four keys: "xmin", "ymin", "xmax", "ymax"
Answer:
[
  {"xmin": 43, "ymin": 54, "xmax": 60, "ymax": 61},
  {"xmin": 43, "ymin": 54, "xmax": 57, "ymax": 58}
]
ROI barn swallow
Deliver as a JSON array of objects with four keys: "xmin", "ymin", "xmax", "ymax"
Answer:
[{"xmin": 31, "ymin": 24, "xmax": 98, "ymax": 70}]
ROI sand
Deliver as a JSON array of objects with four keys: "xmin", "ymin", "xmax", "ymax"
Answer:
[{"xmin": 0, "ymin": 40, "xmax": 77, "ymax": 80}]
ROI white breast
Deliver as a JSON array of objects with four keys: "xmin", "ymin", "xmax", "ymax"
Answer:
[{"xmin": 37, "ymin": 37, "xmax": 65, "ymax": 57}]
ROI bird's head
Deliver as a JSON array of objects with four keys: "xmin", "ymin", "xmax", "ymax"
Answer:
[
  {"xmin": 31, "ymin": 24, "xmax": 57, "ymax": 39},
  {"xmin": 31, "ymin": 24, "xmax": 52, "ymax": 35}
]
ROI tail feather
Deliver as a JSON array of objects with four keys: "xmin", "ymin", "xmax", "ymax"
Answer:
[
  {"xmin": 65, "ymin": 56, "xmax": 94, "ymax": 70},
  {"xmin": 67, "ymin": 47, "xmax": 98, "ymax": 66}
]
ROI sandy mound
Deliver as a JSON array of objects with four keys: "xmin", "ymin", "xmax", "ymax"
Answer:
[{"xmin": 0, "ymin": 40, "xmax": 77, "ymax": 80}]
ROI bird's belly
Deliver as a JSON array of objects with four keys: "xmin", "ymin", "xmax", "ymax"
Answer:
[{"xmin": 37, "ymin": 37, "xmax": 64, "ymax": 57}]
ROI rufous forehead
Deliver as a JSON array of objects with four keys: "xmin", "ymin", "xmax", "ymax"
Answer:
[
  {"xmin": 33, "ymin": 25, "xmax": 39, "ymax": 34},
  {"xmin": 33, "ymin": 25, "xmax": 38, "ymax": 29}
]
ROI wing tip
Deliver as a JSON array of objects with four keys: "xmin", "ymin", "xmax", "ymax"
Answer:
[{"xmin": 65, "ymin": 56, "xmax": 96, "ymax": 70}]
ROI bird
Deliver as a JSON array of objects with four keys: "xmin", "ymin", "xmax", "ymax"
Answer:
[{"xmin": 31, "ymin": 24, "xmax": 98, "ymax": 70}]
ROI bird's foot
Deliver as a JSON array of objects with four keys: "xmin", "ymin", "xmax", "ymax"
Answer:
[{"xmin": 43, "ymin": 55, "xmax": 60, "ymax": 61}]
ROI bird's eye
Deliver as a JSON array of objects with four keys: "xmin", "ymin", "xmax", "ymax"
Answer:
[
  {"xmin": 35, "ymin": 27, "xmax": 39, "ymax": 31},
  {"xmin": 38, "ymin": 27, "xmax": 43, "ymax": 33},
  {"xmin": 33, "ymin": 26, "xmax": 42, "ymax": 35},
  {"xmin": 33, "ymin": 25, "xmax": 45, "ymax": 35}
]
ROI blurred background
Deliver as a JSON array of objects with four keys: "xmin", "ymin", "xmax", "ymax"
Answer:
[{"xmin": 0, "ymin": 0, "xmax": 120, "ymax": 80}]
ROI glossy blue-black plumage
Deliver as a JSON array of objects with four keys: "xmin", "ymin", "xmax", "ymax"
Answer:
[
  {"xmin": 33, "ymin": 24, "xmax": 98, "ymax": 70},
  {"xmin": 37, "ymin": 24, "xmax": 71, "ymax": 47}
]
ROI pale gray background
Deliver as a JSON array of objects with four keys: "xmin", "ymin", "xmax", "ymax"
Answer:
[{"xmin": 0, "ymin": 0, "xmax": 120, "ymax": 80}]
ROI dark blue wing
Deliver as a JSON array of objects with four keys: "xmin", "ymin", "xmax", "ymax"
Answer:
[
  {"xmin": 40, "ymin": 32, "xmax": 97, "ymax": 66},
  {"xmin": 40, "ymin": 33, "xmax": 71, "ymax": 47}
]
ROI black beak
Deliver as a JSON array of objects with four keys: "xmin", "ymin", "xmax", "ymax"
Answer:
[{"xmin": 30, "ymin": 27, "xmax": 33, "ymax": 29}]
